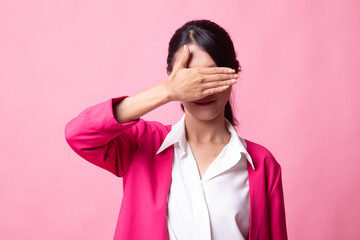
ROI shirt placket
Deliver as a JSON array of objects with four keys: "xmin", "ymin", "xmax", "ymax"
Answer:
[{"xmin": 183, "ymin": 143, "xmax": 212, "ymax": 240}]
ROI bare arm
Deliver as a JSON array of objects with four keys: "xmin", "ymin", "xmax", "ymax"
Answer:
[
  {"xmin": 113, "ymin": 82, "xmax": 172, "ymax": 123},
  {"xmin": 113, "ymin": 45, "xmax": 239, "ymax": 123}
]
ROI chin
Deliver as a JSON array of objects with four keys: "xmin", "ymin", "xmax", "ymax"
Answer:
[
  {"xmin": 182, "ymin": 97, "xmax": 229, "ymax": 122},
  {"xmin": 185, "ymin": 106, "xmax": 224, "ymax": 122}
]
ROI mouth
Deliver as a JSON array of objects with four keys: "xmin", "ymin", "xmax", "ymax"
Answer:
[{"xmin": 193, "ymin": 99, "xmax": 215, "ymax": 106}]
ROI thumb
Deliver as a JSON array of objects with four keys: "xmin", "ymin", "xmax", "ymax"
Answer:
[{"xmin": 173, "ymin": 45, "xmax": 190, "ymax": 71}]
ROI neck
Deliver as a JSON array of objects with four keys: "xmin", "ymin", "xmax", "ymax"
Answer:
[{"xmin": 184, "ymin": 112, "xmax": 230, "ymax": 144}]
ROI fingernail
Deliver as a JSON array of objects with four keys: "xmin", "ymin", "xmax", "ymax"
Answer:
[
  {"xmin": 228, "ymin": 69, "xmax": 235, "ymax": 73},
  {"xmin": 183, "ymin": 45, "xmax": 187, "ymax": 51}
]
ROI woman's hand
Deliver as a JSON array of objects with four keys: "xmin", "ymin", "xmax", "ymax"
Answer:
[
  {"xmin": 165, "ymin": 45, "xmax": 238, "ymax": 102},
  {"xmin": 113, "ymin": 45, "xmax": 239, "ymax": 123}
]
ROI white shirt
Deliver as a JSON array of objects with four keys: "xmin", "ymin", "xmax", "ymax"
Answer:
[{"xmin": 157, "ymin": 115, "xmax": 255, "ymax": 240}]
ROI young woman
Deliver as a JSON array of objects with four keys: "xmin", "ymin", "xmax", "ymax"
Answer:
[{"xmin": 65, "ymin": 20, "xmax": 287, "ymax": 240}]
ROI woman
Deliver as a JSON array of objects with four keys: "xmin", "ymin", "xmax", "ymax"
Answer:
[{"xmin": 65, "ymin": 20, "xmax": 287, "ymax": 240}]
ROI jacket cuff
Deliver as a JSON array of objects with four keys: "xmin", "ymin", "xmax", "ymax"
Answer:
[{"xmin": 86, "ymin": 96, "xmax": 140, "ymax": 133}]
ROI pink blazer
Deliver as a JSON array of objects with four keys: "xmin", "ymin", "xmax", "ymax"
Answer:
[{"xmin": 65, "ymin": 97, "xmax": 288, "ymax": 240}]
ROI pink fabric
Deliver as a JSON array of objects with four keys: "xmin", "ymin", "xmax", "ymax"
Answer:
[{"xmin": 65, "ymin": 97, "xmax": 288, "ymax": 240}]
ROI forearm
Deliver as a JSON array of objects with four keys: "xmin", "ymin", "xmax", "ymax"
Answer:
[{"xmin": 113, "ymin": 81, "xmax": 172, "ymax": 123}]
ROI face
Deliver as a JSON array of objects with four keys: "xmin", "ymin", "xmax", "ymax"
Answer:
[{"xmin": 172, "ymin": 44, "xmax": 232, "ymax": 122}]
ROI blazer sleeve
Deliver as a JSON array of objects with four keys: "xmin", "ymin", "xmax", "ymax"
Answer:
[
  {"xmin": 268, "ymin": 162, "xmax": 288, "ymax": 240},
  {"xmin": 64, "ymin": 97, "xmax": 144, "ymax": 177}
]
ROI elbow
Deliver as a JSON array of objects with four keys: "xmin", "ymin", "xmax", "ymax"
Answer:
[{"xmin": 64, "ymin": 120, "xmax": 80, "ymax": 150}]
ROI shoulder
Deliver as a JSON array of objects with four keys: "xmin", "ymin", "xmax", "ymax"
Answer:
[
  {"xmin": 139, "ymin": 119, "xmax": 171, "ymax": 133},
  {"xmin": 243, "ymin": 138, "xmax": 281, "ymax": 173},
  {"xmin": 136, "ymin": 119, "xmax": 172, "ymax": 142},
  {"xmin": 244, "ymin": 139, "xmax": 284, "ymax": 197}
]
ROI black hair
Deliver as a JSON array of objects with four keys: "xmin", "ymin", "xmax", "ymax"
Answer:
[{"xmin": 166, "ymin": 19, "xmax": 240, "ymax": 125}]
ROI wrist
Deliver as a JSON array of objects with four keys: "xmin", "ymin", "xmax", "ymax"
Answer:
[{"xmin": 161, "ymin": 80, "xmax": 176, "ymax": 102}]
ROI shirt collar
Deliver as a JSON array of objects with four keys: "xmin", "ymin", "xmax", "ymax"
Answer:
[
  {"xmin": 156, "ymin": 115, "xmax": 187, "ymax": 155},
  {"xmin": 225, "ymin": 120, "xmax": 255, "ymax": 170},
  {"xmin": 156, "ymin": 115, "xmax": 255, "ymax": 170}
]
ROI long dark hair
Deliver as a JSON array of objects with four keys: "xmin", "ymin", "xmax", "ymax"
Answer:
[{"xmin": 166, "ymin": 19, "xmax": 240, "ymax": 125}]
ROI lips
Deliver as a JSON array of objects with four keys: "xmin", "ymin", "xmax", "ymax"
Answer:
[{"xmin": 193, "ymin": 99, "xmax": 215, "ymax": 106}]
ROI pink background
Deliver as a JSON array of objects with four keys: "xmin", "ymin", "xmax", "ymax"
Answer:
[{"xmin": 1, "ymin": 0, "xmax": 359, "ymax": 239}]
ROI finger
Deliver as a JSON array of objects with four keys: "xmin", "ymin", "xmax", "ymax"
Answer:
[
  {"xmin": 200, "ymin": 74, "xmax": 239, "ymax": 83},
  {"xmin": 203, "ymin": 79, "xmax": 237, "ymax": 88},
  {"xmin": 202, "ymin": 85, "xmax": 230, "ymax": 96},
  {"xmin": 173, "ymin": 45, "xmax": 191, "ymax": 71},
  {"xmin": 198, "ymin": 67, "xmax": 236, "ymax": 74}
]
